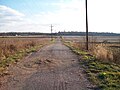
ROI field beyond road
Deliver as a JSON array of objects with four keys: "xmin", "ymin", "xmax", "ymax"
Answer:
[{"xmin": 0, "ymin": 38, "xmax": 94, "ymax": 90}]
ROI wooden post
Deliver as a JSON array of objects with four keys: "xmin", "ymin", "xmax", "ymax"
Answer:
[{"xmin": 85, "ymin": 0, "xmax": 89, "ymax": 50}]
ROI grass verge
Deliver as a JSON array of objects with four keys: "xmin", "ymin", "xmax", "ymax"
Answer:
[
  {"xmin": 0, "ymin": 40, "xmax": 53, "ymax": 77},
  {"xmin": 64, "ymin": 41, "xmax": 120, "ymax": 90}
]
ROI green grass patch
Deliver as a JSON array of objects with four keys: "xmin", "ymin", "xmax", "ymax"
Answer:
[{"xmin": 0, "ymin": 46, "xmax": 38, "ymax": 68}]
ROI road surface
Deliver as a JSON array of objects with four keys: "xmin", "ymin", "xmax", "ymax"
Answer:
[{"xmin": 0, "ymin": 38, "xmax": 94, "ymax": 90}]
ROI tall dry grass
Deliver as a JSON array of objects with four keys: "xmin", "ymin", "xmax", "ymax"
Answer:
[
  {"xmin": 92, "ymin": 45, "xmax": 113, "ymax": 62},
  {"xmin": 88, "ymin": 43, "xmax": 119, "ymax": 64},
  {"xmin": 0, "ymin": 38, "xmax": 50, "ymax": 61},
  {"xmin": 64, "ymin": 37, "xmax": 120, "ymax": 64},
  {"xmin": 90, "ymin": 40, "xmax": 120, "ymax": 64}
]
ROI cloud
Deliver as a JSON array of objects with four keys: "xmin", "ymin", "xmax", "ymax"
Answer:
[
  {"xmin": 0, "ymin": 5, "xmax": 24, "ymax": 17},
  {"xmin": 1, "ymin": 0, "xmax": 120, "ymax": 33},
  {"xmin": 88, "ymin": 0, "xmax": 120, "ymax": 33},
  {"xmin": 33, "ymin": 0, "xmax": 86, "ymax": 32},
  {"xmin": 0, "ymin": 1, "xmax": 86, "ymax": 33},
  {"xmin": 0, "ymin": 5, "xmax": 25, "ymax": 30},
  {"xmin": 0, "ymin": 5, "xmax": 32, "ymax": 32}
]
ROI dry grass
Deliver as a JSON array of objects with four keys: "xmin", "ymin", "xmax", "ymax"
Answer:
[
  {"xmin": 93, "ymin": 45, "xmax": 113, "ymax": 62},
  {"xmin": 91, "ymin": 43, "xmax": 120, "ymax": 64},
  {"xmin": 63, "ymin": 37, "xmax": 120, "ymax": 64},
  {"xmin": 0, "ymin": 37, "xmax": 50, "ymax": 61},
  {"xmin": 63, "ymin": 37, "xmax": 120, "ymax": 89}
]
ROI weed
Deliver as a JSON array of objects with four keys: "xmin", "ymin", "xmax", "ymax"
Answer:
[
  {"xmin": 0, "ymin": 37, "xmax": 51, "ymax": 75},
  {"xmin": 63, "ymin": 37, "xmax": 120, "ymax": 64},
  {"xmin": 64, "ymin": 40, "xmax": 120, "ymax": 90}
]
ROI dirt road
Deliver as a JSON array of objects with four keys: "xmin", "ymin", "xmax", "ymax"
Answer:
[{"xmin": 0, "ymin": 38, "xmax": 94, "ymax": 90}]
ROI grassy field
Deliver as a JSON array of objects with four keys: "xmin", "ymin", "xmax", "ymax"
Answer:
[
  {"xmin": 64, "ymin": 36, "xmax": 120, "ymax": 43},
  {"xmin": 63, "ymin": 36, "xmax": 120, "ymax": 63},
  {"xmin": 63, "ymin": 36, "xmax": 120, "ymax": 90},
  {"xmin": 0, "ymin": 37, "xmax": 51, "ymax": 76}
]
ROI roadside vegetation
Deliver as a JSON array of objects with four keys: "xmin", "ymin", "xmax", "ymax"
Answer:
[
  {"xmin": 63, "ymin": 37, "xmax": 120, "ymax": 90},
  {"xmin": 0, "ymin": 37, "xmax": 51, "ymax": 76}
]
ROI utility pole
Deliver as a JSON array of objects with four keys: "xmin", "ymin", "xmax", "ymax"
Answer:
[
  {"xmin": 85, "ymin": 0, "xmax": 89, "ymax": 50},
  {"xmin": 51, "ymin": 24, "xmax": 53, "ymax": 41}
]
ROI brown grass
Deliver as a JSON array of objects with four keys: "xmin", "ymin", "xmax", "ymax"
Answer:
[
  {"xmin": 93, "ymin": 45, "xmax": 113, "ymax": 62},
  {"xmin": 63, "ymin": 37, "xmax": 120, "ymax": 64},
  {"xmin": 90, "ymin": 43, "xmax": 120, "ymax": 64},
  {"xmin": 0, "ymin": 37, "xmax": 50, "ymax": 61}
]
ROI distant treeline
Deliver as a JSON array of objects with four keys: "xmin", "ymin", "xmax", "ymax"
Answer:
[
  {"xmin": 58, "ymin": 32, "xmax": 120, "ymax": 36},
  {"xmin": 0, "ymin": 32, "xmax": 50, "ymax": 36},
  {"xmin": 0, "ymin": 32, "xmax": 120, "ymax": 36}
]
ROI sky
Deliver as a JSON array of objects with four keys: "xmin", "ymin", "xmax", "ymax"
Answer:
[{"xmin": 0, "ymin": 0, "xmax": 120, "ymax": 33}]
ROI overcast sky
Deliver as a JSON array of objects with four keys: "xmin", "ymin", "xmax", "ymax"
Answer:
[{"xmin": 0, "ymin": 0, "xmax": 120, "ymax": 33}]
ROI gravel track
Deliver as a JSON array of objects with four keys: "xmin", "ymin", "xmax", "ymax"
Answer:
[{"xmin": 0, "ymin": 38, "xmax": 94, "ymax": 90}]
